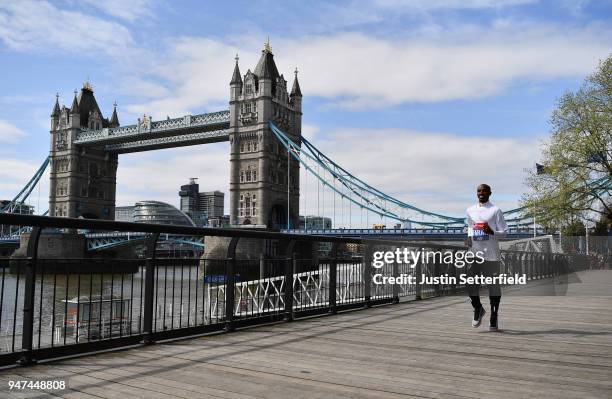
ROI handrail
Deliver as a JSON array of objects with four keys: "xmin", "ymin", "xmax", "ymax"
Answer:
[
  {"xmin": 0, "ymin": 213, "xmax": 363, "ymax": 244},
  {"xmin": 0, "ymin": 213, "xmax": 473, "ymax": 250}
]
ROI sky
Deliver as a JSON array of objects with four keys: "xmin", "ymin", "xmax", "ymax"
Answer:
[{"xmin": 0, "ymin": 0, "xmax": 610, "ymax": 226}]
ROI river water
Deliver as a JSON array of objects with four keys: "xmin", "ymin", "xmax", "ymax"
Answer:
[{"xmin": 0, "ymin": 264, "xmax": 223, "ymax": 353}]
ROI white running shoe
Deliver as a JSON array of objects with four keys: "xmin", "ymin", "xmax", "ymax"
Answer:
[{"xmin": 472, "ymin": 306, "xmax": 486, "ymax": 328}]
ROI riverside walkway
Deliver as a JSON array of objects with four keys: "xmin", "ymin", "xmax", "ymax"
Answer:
[{"xmin": 0, "ymin": 270, "xmax": 611, "ymax": 399}]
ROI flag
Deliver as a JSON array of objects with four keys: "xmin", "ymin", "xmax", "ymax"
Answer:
[{"xmin": 536, "ymin": 163, "xmax": 547, "ymax": 175}]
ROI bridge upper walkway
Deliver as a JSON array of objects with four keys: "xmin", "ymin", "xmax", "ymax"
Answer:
[
  {"xmin": 73, "ymin": 110, "xmax": 230, "ymax": 153},
  {"xmin": 0, "ymin": 270, "xmax": 610, "ymax": 399}
]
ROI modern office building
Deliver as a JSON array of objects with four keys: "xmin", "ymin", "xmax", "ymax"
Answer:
[
  {"xmin": 200, "ymin": 191, "xmax": 224, "ymax": 218},
  {"xmin": 300, "ymin": 215, "xmax": 332, "ymax": 230},
  {"xmin": 114, "ymin": 206, "xmax": 135, "ymax": 222},
  {"xmin": 179, "ymin": 178, "xmax": 199, "ymax": 215},
  {"xmin": 133, "ymin": 200, "xmax": 195, "ymax": 226},
  {"xmin": 178, "ymin": 179, "xmax": 225, "ymax": 226}
]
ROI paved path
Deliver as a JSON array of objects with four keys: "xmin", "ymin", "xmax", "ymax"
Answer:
[{"xmin": 1, "ymin": 270, "xmax": 611, "ymax": 398}]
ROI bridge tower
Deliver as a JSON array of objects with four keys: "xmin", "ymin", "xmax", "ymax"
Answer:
[
  {"xmin": 48, "ymin": 83, "xmax": 119, "ymax": 220},
  {"xmin": 229, "ymin": 41, "xmax": 302, "ymax": 228}
]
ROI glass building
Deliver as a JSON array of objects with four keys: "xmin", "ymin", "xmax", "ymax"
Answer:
[
  {"xmin": 114, "ymin": 206, "xmax": 135, "ymax": 222},
  {"xmin": 300, "ymin": 215, "xmax": 332, "ymax": 230},
  {"xmin": 132, "ymin": 200, "xmax": 195, "ymax": 227}
]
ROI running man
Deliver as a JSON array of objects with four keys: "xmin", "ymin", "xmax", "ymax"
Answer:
[{"xmin": 465, "ymin": 184, "xmax": 508, "ymax": 331}]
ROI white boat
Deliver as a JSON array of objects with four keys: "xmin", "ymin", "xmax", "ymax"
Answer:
[{"xmin": 55, "ymin": 294, "xmax": 132, "ymax": 342}]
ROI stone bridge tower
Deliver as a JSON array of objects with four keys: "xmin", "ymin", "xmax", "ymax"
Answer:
[
  {"xmin": 48, "ymin": 82, "xmax": 119, "ymax": 220},
  {"xmin": 229, "ymin": 41, "xmax": 302, "ymax": 229}
]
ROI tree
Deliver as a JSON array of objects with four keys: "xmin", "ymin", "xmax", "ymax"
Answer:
[
  {"xmin": 561, "ymin": 220, "xmax": 586, "ymax": 237},
  {"xmin": 522, "ymin": 55, "xmax": 612, "ymax": 230}
]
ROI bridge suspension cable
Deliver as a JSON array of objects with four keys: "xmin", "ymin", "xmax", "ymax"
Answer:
[
  {"xmin": 270, "ymin": 122, "xmax": 612, "ymax": 229},
  {"xmin": 270, "ymin": 122, "xmax": 467, "ymax": 228},
  {"xmin": 1, "ymin": 157, "xmax": 49, "ymax": 214}
]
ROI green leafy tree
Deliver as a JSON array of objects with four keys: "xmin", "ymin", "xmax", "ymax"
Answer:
[{"xmin": 522, "ymin": 55, "xmax": 612, "ymax": 230}]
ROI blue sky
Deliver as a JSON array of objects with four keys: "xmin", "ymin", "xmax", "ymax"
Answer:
[{"xmin": 0, "ymin": 0, "xmax": 610, "ymax": 224}]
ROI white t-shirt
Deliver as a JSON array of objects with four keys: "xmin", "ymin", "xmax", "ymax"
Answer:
[{"xmin": 466, "ymin": 202, "xmax": 508, "ymax": 261}]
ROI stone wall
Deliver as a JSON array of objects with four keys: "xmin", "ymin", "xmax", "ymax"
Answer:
[{"xmin": 12, "ymin": 231, "xmax": 86, "ymax": 259}]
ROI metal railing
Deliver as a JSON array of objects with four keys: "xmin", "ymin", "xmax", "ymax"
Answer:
[{"xmin": 0, "ymin": 213, "xmax": 593, "ymax": 367}]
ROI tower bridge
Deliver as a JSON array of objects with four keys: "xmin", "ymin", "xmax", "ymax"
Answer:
[{"xmin": 48, "ymin": 41, "xmax": 302, "ymax": 229}]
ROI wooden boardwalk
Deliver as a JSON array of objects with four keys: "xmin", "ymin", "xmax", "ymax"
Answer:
[{"xmin": 1, "ymin": 270, "xmax": 611, "ymax": 398}]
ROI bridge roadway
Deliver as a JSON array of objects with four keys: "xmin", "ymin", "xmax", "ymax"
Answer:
[{"xmin": 1, "ymin": 270, "xmax": 611, "ymax": 398}]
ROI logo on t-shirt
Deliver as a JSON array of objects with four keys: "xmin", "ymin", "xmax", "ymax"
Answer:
[{"xmin": 472, "ymin": 222, "xmax": 489, "ymax": 241}]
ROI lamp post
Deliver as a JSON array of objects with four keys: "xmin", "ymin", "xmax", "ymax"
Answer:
[
  {"xmin": 585, "ymin": 222, "xmax": 589, "ymax": 255},
  {"xmin": 533, "ymin": 206, "xmax": 537, "ymax": 237}
]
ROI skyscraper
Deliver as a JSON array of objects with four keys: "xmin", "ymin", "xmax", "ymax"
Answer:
[
  {"xmin": 199, "ymin": 191, "xmax": 224, "ymax": 219},
  {"xmin": 178, "ymin": 179, "xmax": 224, "ymax": 226}
]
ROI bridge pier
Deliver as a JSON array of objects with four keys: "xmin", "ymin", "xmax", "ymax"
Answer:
[
  {"xmin": 9, "ymin": 232, "xmax": 139, "ymax": 274},
  {"xmin": 201, "ymin": 235, "xmax": 319, "ymax": 282}
]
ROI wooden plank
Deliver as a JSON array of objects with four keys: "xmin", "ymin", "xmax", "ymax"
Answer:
[{"xmin": 129, "ymin": 334, "xmax": 611, "ymax": 398}]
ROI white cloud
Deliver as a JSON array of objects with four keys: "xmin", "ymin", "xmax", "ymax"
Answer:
[
  {"xmin": 280, "ymin": 27, "xmax": 609, "ymax": 109},
  {"xmin": 302, "ymin": 124, "xmax": 320, "ymax": 141},
  {"xmin": 372, "ymin": 0, "xmax": 536, "ymax": 11},
  {"xmin": 126, "ymin": 22, "xmax": 611, "ymax": 114},
  {"xmin": 119, "ymin": 79, "xmax": 171, "ymax": 99},
  {"xmin": 126, "ymin": 37, "xmax": 251, "ymax": 118},
  {"xmin": 0, "ymin": 1, "xmax": 133, "ymax": 56},
  {"xmin": 0, "ymin": 120, "xmax": 27, "ymax": 143},
  {"xmin": 115, "ymin": 143, "xmax": 230, "ymax": 209},
  {"xmin": 80, "ymin": 0, "xmax": 154, "ymax": 22}
]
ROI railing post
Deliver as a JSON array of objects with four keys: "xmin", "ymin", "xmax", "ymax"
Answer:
[
  {"xmin": 329, "ymin": 243, "xmax": 339, "ymax": 314},
  {"xmin": 432, "ymin": 256, "xmax": 440, "ymax": 298},
  {"xmin": 18, "ymin": 226, "xmax": 42, "ymax": 366},
  {"xmin": 451, "ymin": 249, "xmax": 458, "ymax": 295},
  {"xmin": 259, "ymin": 253, "xmax": 265, "ymax": 281},
  {"xmin": 143, "ymin": 233, "xmax": 159, "ymax": 345},
  {"xmin": 225, "ymin": 237, "xmax": 240, "ymax": 332},
  {"xmin": 537, "ymin": 254, "xmax": 542, "ymax": 279},
  {"xmin": 364, "ymin": 243, "xmax": 372, "ymax": 308},
  {"xmin": 284, "ymin": 240, "xmax": 296, "ymax": 321},
  {"xmin": 415, "ymin": 261, "xmax": 422, "ymax": 300},
  {"xmin": 392, "ymin": 253, "xmax": 400, "ymax": 304},
  {"xmin": 527, "ymin": 254, "xmax": 533, "ymax": 280}
]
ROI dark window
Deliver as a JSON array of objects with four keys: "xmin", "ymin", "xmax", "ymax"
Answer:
[{"xmin": 89, "ymin": 163, "xmax": 98, "ymax": 177}]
